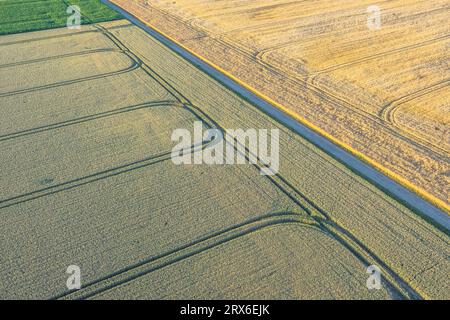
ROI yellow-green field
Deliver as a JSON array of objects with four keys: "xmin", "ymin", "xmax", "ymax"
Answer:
[
  {"xmin": 111, "ymin": 0, "xmax": 450, "ymax": 209},
  {"xmin": 0, "ymin": 19, "xmax": 448, "ymax": 300}
]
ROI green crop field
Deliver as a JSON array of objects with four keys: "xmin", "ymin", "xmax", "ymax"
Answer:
[{"xmin": 0, "ymin": 0, "xmax": 122, "ymax": 35}]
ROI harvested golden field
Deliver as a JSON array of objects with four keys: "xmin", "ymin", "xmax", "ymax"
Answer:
[
  {"xmin": 111, "ymin": 0, "xmax": 450, "ymax": 209},
  {"xmin": 0, "ymin": 19, "xmax": 448, "ymax": 300}
]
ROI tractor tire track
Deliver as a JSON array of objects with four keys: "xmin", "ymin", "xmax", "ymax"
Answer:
[
  {"xmin": 0, "ymin": 100, "xmax": 175, "ymax": 142},
  {"xmin": 55, "ymin": 212, "xmax": 318, "ymax": 300},
  {"xmin": 0, "ymin": 133, "xmax": 216, "ymax": 211},
  {"xmin": 0, "ymin": 48, "xmax": 121, "ymax": 69},
  {"xmin": 184, "ymin": 16, "xmax": 450, "ymax": 160},
  {"xmin": 0, "ymin": 100, "xmax": 217, "ymax": 210},
  {"xmin": 180, "ymin": 100, "xmax": 425, "ymax": 300},
  {"xmin": 212, "ymin": 35, "xmax": 449, "ymax": 159},
  {"xmin": 0, "ymin": 29, "xmax": 99, "ymax": 47},
  {"xmin": 380, "ymin": 79, "xmax": 450, "ymax": 154}
]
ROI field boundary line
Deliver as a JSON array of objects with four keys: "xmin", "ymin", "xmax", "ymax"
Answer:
[
  {"xmin": 103, "ymin": 1, "xmax": 450, "ymax": 225},
  {"xmin": 180, "ymin": 101, "xmax": 424, "ymax": 299}
]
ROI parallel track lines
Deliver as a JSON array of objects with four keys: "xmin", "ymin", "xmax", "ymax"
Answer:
[
  {"xmin": 0, "ymin": 102, "xmax": 217, "ymax": 209},
  {"xmin": 0, "ymin": 29, "xmax": 100, "ymax": 47},
  {"xmin": 122, "ymin": 2, "xmax": 450, "ymax": 212},
  {"xmin": 380, "ymin": 79, "xmax": 450, "ymax": 154},
  {"xmin": 55, "ymin": 212, "xmax": 414, "ymax": 300},
  {"xmin": 0, "ymin": 48, "xmax": 119, "ymax": 69},
  {"xmin": 0, "ymin": 51, "xmax": 140, "ymax": 98},
  {"xmin": 55, "ymin": 213, "xmax": 318, "ymax": 300},
  {"xmin": 0, "ymin": 23, "xmax": 131, "ymax": 48},
  {"xmin": 97, "ymin": 4, "xmax": 450, "ymax": 299},
  {"xmin": 0, "ymin": 100, "xmax": 175, "ymax": 142},
  {"xmin": 1, "ymin": 6, "xmax": 439, "ymax": 299}
]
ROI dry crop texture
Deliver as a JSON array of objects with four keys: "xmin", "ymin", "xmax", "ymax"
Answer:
[
  {"xmin": 110, "ymin": 0, "xmax": 450, "ymax": 210},
  {"xmin": 0, "ymin": 19, "xmax": 448, "ymax": 299}
]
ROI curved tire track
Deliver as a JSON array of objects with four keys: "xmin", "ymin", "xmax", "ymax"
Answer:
[{"xmin": 55, "ymin": 212, "xmax": 412, "ymax": 300}]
